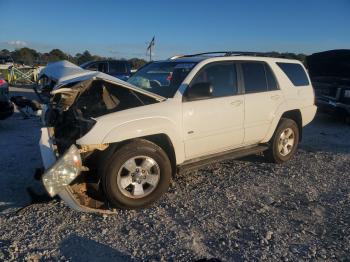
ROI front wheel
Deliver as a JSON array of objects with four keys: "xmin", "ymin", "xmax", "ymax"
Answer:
[
  {"xmin": 264, "ymin": 118, "xmax": 299, "ymax": 163},
  {"xmin": 102, "ymin": 139, "xmax": 172, "ymax": 209}
]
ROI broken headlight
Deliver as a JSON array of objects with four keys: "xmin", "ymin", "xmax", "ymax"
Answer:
[{"xmin": 42, "ymin": 145, "xmax": 82, "ymax": 196}]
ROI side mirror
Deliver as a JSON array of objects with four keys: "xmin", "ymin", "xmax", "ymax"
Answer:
[{"xmin": 185, "ymin": 82, "xmax": 213, "ymax": 101}]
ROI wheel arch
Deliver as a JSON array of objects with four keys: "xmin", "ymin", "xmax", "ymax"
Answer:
[
  {"xmin": 96, "ymin": 133, "xmax": 178, "ymax": 177},
  {"xmin": 280, "ymin": 109, "xmax": 303, "ymax": 141},
  {"xmin": 262, "ymin": 108, "xmax": 303, "ymax": 143},
  {"xmin": 138, "ymin": 134, "xmax": 177, "ymax": 177}
]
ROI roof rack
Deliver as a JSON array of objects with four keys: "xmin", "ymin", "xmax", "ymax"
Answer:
[{"xmin": 168, "ymin": 51, "xmax": 273, "ymax": 60}]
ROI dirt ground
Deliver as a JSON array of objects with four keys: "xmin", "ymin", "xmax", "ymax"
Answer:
[{"xmin": 0, "ymin": 87, "xmax": 349, "ymax": 261}]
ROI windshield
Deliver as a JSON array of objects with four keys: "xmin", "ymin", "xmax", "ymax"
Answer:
[{"xmin": 127, "ymin": 61, "xmax": 196, "ymax": 98}]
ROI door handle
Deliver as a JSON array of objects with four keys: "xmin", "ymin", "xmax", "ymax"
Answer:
[
  {"xmin": 270, "ymin": 95, "xmax": 280, "ymax": 100},
  {"xmin": 230, "ymin": 100, "xmax": 242, "ymax": 106}
]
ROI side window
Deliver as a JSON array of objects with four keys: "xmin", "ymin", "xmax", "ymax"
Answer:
[
  {"xmin": 264, "ymin": 64, "xmax": 278, "ymax": 91},
  {"xmin": 87, "ymin": 62, "xmax": 108, "ymax": 73},
  {"xmin": 86, "ymin": 62, "xmax": 99, "ymax": 71},
  {"xmin": 276, "ymin": 62, "xmax": 309, "ymax": 86},
  {"xmin": 241, "ymin": 62, "xmax": 267, "ymax": 93},
  {"xmin": 191, "ymin": 62, "xmax": 238, "ymax": 98},
  {"xmin": 98, "ymin": 62, "xmax": 108, "ymax": 73},
  {"xmin": 109, "ymin": 61, "xmax": 127, "ymax": 75}
]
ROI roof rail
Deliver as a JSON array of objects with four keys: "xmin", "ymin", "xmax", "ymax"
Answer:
[
  {"xmin": 169, "ymin": 55, "xmax": 185, "ymax": 60},
  {"xmin": 168, "ymin": 51, "xmax": 273, "ymax": 60}
]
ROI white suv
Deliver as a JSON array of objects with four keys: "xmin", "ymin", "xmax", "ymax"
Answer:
[{"xmin": 39, "ymin": 52, "xmax": 317, "ymax": 212}]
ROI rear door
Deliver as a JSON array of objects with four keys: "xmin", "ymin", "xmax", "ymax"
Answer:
[
  {"xmin": 182, "ymin": 62, "xmax": 245, "ymax": 159},
  {"xmin": 240, "ymin": 61, "xmax": 284, "ymax": 144}
]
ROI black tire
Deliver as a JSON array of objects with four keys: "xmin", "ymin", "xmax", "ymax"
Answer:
[
  {"xmin": 264, "ymin": 118, "xmax": 299, "ymax": 164},
  {"xmin": 102, "ymin": 139, "xmax": 172, "ymax": 209}
]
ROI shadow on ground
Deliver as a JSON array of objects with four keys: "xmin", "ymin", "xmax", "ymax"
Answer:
[
  {"xmin": 239, "ymin": 113, "xmax": 350, "ymax": 165},
  {"xmin": 59, "ymin": 235, "xmax": 135, "ymax": 262},
  {"xmin": 0, "ymin": 86, "xmax": 44, "ymax": 213}
]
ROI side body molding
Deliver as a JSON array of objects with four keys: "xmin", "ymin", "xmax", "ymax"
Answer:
[
  {"xmin": 76, "ymin": 101, "xmax": 186, "ymax": 164},
  {"xmin": 101, "ymin": 117, "xmax": 185, "ymax": 164}
]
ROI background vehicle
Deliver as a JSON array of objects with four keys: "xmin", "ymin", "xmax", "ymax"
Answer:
[
  {"xmin": 39, "ymin": 52, "xmax": 317, "ymax": 212},
  {"xmin": 0, "ymin": 79, "xmax": 14, "ymax": 120},
  {"xmin": 80, "ymin": 60, "xmax": 132, "ymax": 81},
  {"xmin": 307, "ymin": 49, "xmax": 350, "ymax": 120}
]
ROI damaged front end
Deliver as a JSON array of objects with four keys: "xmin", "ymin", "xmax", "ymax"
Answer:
[{"xmin": 39, "ymin": 76, "xmax": 163, "ymax": 213}]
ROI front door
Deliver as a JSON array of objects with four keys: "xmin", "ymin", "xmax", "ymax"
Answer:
[{"xmin": 182, "ymin": 62, "xmax": 245, "ymax": 159}]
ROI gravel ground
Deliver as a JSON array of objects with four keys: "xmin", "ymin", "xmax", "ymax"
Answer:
[{"xmin": 0, "ymin": 87, "xmax": 349, "ymax": 261}]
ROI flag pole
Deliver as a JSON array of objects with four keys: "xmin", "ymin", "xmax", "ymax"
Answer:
[
  {"xmin": 149, "ymin": 44, "xmax": 152, "ymax": 61},
  {"xmin": 147, "ymin": 36, "xmax": 155, "ymax": 62}
]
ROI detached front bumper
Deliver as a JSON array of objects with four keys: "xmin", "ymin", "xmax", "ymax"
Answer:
[{"xmin": 39, "ymin": 127, "xmax": 108, "ymax": 213}]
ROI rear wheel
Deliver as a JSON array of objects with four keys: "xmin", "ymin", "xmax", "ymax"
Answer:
[
  {"xmin": 102, "ymin": 139, "xmax": 172, "ymax": 209},
  {"xmin": 264, "ymin": 118, "xmax": 299, "ymax": 163}
]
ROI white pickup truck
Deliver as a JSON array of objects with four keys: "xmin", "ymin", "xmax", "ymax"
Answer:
[{"xmin": 39, "ymin": 52, "xmax": 317, "ymax": 212}]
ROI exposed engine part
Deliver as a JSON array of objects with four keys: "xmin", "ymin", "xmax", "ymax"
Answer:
[
  {"xmin": 79, "ymin": 144, "xmax": 109, "ymax": 153},
  {"xmin": 47, "ymin": 79, "xmax": 158, "ymax": 153}
]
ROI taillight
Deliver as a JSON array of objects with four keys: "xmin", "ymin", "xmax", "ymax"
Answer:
[
  {"xmin": 166, "ymin": 72, "xmax": 173, "ymax": 82},
  {"xmin": 0, "ymin": 79, "xmax": 6, "ymax": 85}
]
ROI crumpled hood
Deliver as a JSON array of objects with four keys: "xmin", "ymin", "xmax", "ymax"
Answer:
[
  {"xmin": 39, "ymin": 60, "xmax": 94, "ymax": 83},
  {"xmin": 39, "ymin": 60, "xmax": 165, "ymax": 101}
]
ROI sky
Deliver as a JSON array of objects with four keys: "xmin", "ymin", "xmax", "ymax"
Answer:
[{"xmin": 0, "ymin": 0, "xmax": 349, "ymax": 59}]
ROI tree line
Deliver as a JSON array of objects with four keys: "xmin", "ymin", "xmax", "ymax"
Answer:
[
  {"xmin": 0, "ymin": 47, "xmax": 308, "ymax": 69},
  {"xmin": 0, "ymin": 48, "xmax": 148, "ymax": 69}
]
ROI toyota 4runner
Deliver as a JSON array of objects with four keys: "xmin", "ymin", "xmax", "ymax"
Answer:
[{"xmin": 39, "ymin": 52, "xmax": 317, "ymax": 212}]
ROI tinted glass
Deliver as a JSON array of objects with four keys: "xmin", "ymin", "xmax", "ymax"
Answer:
[
  {"xmin": 192, "ymin": 63, "xmax": 237, "ymax": 97},
  {"xmin": 127, "ymin": 62, "xmax": 196, "ymax": 98},
  {"xmin": 98, "ymin": 62, "xmax": 108, "ymax": 73},
  {"xmin": 242, "ymin": 62, "xmax": 267, "ymax": 93},
  {"xmin": 265, "ymin": 64, "xmax": 278, "ymax": 90},
  {"xmin": 86, "ymin": 62, "xmax": 107, "ymax": 73},
  {"xmin": 109, "ymin": 61, "xmax": 127, "ymax": 74},
  {"xmin": 277, "ymin": 62, "xmax": 309, "ymax": 86},
  {"xmin": 85, "ymin": 62, "xmax": 98, "ymax": 71}
]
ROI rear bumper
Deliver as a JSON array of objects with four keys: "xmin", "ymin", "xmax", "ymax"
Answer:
[
  {"xmin": 300, "ymin": 105, "xmax": 317, "ymax": 126},
  {"xmin": 317, "ymin": 98, "xmax": 350, "ymax": 115},
  {"xmin": 39, "ymin": 127, "xmax": 110, "ymax": 213}
]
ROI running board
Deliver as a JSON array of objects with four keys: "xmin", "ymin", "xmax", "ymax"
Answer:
[{"xmin": 178, "ymin": 144, "xmax": 269, "ymax": 174}]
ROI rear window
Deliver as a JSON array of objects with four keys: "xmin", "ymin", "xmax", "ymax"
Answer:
[{"xmin": 277, "ymin": 62, "xmax": 309, "ymax": 86}]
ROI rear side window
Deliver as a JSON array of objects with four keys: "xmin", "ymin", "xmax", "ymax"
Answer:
[
  {"xmin": 192, "ymin": 62, "xmax": 238, "ymax": 97},
  {"xmin": 277, "ymin": 62, "xmax": 309, "ymax": 86},
  {"xmin": 264, "ymin": 64, "xmax": 278, "ymax": 90},
  {"xmin": 109, "ymin": 61, "xmax": 128, "ymax": 74},
  {"xmin": 242, "ymin": 62, "xmax": 267, "ymax": 93}
]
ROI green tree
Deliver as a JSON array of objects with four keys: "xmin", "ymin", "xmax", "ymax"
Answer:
[
  {"xmin": 0, "ymin": 49, "xmax": 11, "ymax": 56},
  {"xmin": 128, "ymin": 58, "xmax": 147, "ymax": 69},
  {"xmin": 48, "ymin": 49, "xmax": 67, "ymax": 62},
  {"xmin": 75, "ymin": 50, "xmax": 94, "ymax": 65},
  {"xmin": 11, "ymin": 47, "xmax": 39, "ymax": 65}
]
